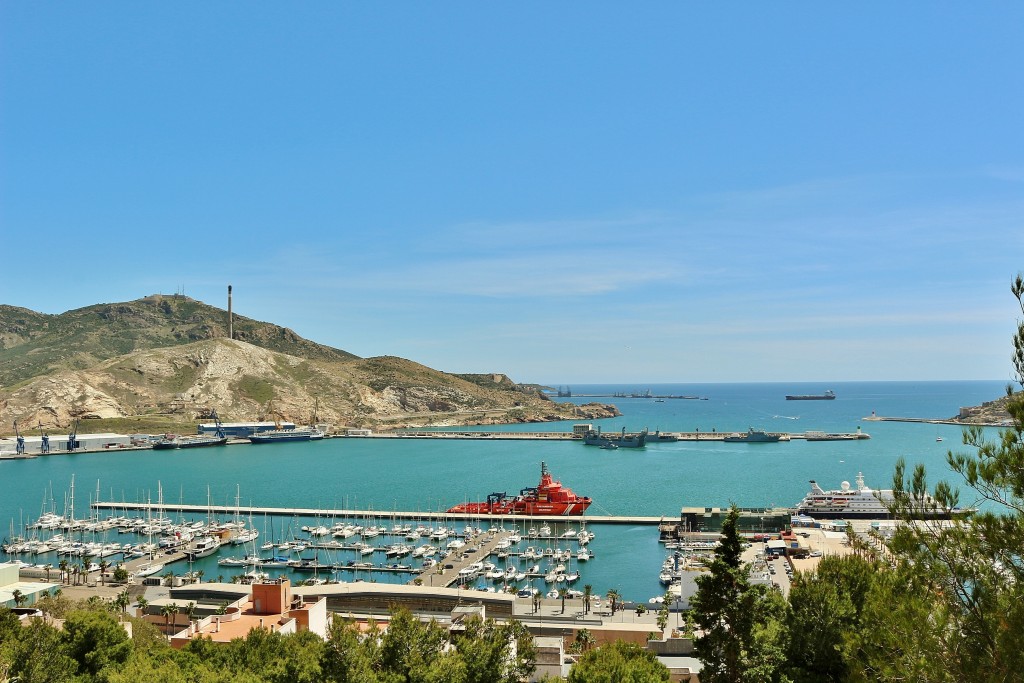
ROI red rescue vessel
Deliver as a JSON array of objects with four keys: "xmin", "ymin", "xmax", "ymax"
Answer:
[{"xmin": 447, "ymin": 462, "xmax": 592, "ymax": 516}]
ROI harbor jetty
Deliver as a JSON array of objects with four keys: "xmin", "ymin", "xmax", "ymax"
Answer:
[
  {"xmin": 354, "ymin": 429, "xmax": 869, "ymax": 442},
  {"xmin": 3, "ymin": 426, "xmax": 870, "ymax": 457},
  {"xmin": 91, "ymin": 501, "xmax": 665, "ymax": 526}
]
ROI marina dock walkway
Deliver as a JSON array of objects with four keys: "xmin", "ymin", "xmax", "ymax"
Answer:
[
  {"xmin": 91, "ymin": 501, "xmax": 665, "ymax": 526},
  {"xmin": 423, "ymin": 529, "xmax": 514, "ymax": 588}
]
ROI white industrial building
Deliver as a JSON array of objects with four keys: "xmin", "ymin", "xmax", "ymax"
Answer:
[{"xmin": 0, "ymin": 433, "xmax": 133, "ymax": 455}]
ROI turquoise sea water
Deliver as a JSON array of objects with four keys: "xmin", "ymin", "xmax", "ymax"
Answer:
[{"xmin": 0, "ymin": 380, "xmax": 1009, "ymax": 601}]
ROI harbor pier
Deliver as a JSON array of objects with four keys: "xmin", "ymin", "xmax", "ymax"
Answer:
[
  {"xmin": 362, "ymin": 429, "xmax": 868, "ymax": 442},
  {"xmin": 91, "ymin": 501, "xmax": 666, "ymax": 526}
]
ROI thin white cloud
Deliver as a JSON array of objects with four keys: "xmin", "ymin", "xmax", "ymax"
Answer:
[{"xmin": 983, "ymin": 165, "xmax": 1024, "ymax": 183}]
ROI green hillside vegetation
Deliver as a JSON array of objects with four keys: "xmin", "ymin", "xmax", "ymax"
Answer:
[
  {"xmin": 0, "ymin": 295, "xmax": 608, "ymax": 433},
  {"xmin": 0, "ymin": 601, "xmax": 541, "ymax": 683},
  {"xmin": 0, "ymin": 294, "xmax": 357, "ymax": 389}
]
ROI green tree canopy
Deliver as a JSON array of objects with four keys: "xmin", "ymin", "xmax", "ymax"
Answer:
[
  {"xmin": 567, "ymin": 640, "xmax": 670, "ymax": 683},
  {"xmin": 61, "ymin": 608, "xmax": 134, "ymax": 678},
  {"xmin": 858, "ymin": 275, "xmax": 1024, "ymax": 682},
  {"xmin": 690, "ymin": 505, "xmax": 786, "ymax": 682}
]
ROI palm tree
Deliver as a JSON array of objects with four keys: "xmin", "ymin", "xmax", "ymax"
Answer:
[
  {"xmin": 98, "ymin": 559, "xmax": 110, "ymax": 586},
  {"xmin": 606, "ymin": 588, "xmax": 621, "ymax": 615},
  {"xmin": 168, "ymin": 603, "xmax": 180, "ymax": 631},
  {"xmin": 185, "ymin": 601, "xmax": 197, "ymax": 623},
  {"xmin": 160, "ymin": 603, "xmax": 180, "ymax": 639},
  {"xmin": 159, "ymin": 604, "xmax": 172, "ymax": 636},
  {"xmin": 81, "ymin": 553, "xmax": 95, "ymax": 585},
  {"xmin": 58, "ymin": 559, "xmax": 69, "ymax": 584},
  {"xmin": 44, "ymin": 564, "xmax": 52, "ymax": 583},
  {"xmin": 11, "ymin": 589, "xmax": 26, "ymax": 608},
  {"xmin": 574, "ymin": 628, "xmax": 596, "ymax": 653},
  {"xmin": 559, "ymin": 588, "xmax": 569, "ymax": 614},
  {"xmin": 115, "ymin": 589, "xmax": 130, "ymax": 614},
  {"xmin": 136, "ymin": 596, "xmax": 148, "ymax": 617},
  {"xmin": 583, "ymin": 584, "xmax": 593, "ymax": 615}
]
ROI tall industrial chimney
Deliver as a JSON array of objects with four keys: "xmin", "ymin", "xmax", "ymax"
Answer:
[{"xmin": 228, "ymin": 285, "xmax": 233, "ymax": 340}]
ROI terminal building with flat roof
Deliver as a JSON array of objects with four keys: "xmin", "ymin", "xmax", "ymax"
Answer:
[{"xmin": 676, "ymin": 506, "xmax": 793, "ymax": 535}]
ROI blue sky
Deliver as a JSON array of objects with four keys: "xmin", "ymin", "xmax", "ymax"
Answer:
[{"xmin": 2, "ymin": 4, "xmax": 1022, "ymax": 383}]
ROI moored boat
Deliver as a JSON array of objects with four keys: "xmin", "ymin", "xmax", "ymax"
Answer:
[
  {"xmin": 583, "ymin": 427, "xmax": 648, "ymax": 448},
  {"xmin": 248, "ymin": 426, "xmax": 325, "ymax": 444},
  {"xmin": 177, "ymin": 434, "xmax": 229, "ymax": 448},
  {"xmin": 152, "ymin": 436, "xmax": 181, "ymax": 451},
  {"xmin": 155, "ymin": 410, "xmax": 229, "ymax": 449},
  {"xmin": 795, "ymin": 472, "xmax": 955, "ymax": 519},
  {"xmin": 446, "ymin": 462, "xmax": 592, "ymax": 516},
  {"xmin": 183, "ymin": 535, "xmax": 222, "ymax": 560},
  {"xmin": 723, "ymin": 428, "xmax": 781, "ymax": 443}
]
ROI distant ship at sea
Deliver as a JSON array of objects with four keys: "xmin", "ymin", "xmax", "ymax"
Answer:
[{"xmin": 785, "ymin": 389, "xmax": 836, "ymax": 401}]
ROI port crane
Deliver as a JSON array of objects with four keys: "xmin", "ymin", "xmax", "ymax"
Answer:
[
  {"xmin": 67, "ymin": 419, "xmax": 80, "ymax": 452},
  {"xmin": 13, "ymin": 420, "xmax": 25, "ymax": 455},
  {"xmin": 38, "ymin": 422, "xmax": 49, "ymax": 454}
]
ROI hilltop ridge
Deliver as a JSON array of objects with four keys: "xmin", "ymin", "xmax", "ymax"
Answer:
[{"xmin": 0, "ymin": 295, "xmax": 618, "ymax": 432}]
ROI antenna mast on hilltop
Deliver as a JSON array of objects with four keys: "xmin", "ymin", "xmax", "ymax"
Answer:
[{"xmin": 228, "ymin": 284, "xmax": 234, "ymax": 340}]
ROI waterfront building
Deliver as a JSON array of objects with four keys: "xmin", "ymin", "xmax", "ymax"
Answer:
[
  {"xmin": 0, "ymin": 433, "xmax": 132, "ymax": 455},
  {"xmin": 138, "ymin": 578, "xmax": 329, "ymax": 647},
  {"xmin": 676, "ymin": 506, "xmax": 792, "ymax": 536},
  {"xmin": 0, "ymin": 562, "xmax": 59, "ymax": 608}
]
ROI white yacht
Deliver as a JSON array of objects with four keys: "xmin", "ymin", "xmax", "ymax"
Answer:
[
  {"xmin": 184, "ymin": 535, "xmax": 222, "ymax": 560},
  {"xmin": 795, "ymin": 473, "xmax": 950, "ymax": 519}
]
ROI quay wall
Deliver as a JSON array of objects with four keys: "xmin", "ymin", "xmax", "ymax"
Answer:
[
  {"xmin": 355, "ymin": 430, "xmax": 867, "ymax": 442},
  {"xmin": 92, "ymin": 501, "xmax": 666, "ymax": 526}
]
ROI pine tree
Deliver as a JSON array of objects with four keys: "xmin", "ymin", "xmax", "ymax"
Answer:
[
  {"xmin": 860, "ymin": 273, "xmax": 1024, "ymax": 681},
  {"xmin": 690, "ymin": 505, "xmax": 786, "ymax": 682}
]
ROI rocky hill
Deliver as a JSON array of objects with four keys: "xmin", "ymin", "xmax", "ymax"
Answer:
[
  {"xmin": 0, "ymin": 294, "xmax": 357, "ymax": 389},
  {"xmin": 0, "ymin": 296, "xmax": 618, "ymax": 433},
  {"xmin": 951, "ymin": 392, "xmax": 1015, "ymax": 426}
]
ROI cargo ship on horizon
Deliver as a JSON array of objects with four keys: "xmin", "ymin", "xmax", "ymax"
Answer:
[{"xmin": 785, "ymin": 389, "xmax": 836, "ymax": 400}]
